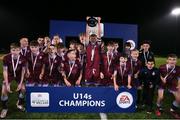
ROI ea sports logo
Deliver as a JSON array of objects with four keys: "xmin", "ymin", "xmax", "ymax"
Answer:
[{"xmin": 116, "ymin": 92, "xmax": 133, "ymax": 108}]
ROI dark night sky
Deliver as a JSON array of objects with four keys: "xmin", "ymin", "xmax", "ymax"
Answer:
[{"xmin": 0, "ymin": 0, "xmax": 180, "ymax": 55}]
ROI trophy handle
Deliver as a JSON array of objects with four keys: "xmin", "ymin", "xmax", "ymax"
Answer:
[{"xmin": 126, "ymin": 40, "xmax": 136, "ymax": 50}]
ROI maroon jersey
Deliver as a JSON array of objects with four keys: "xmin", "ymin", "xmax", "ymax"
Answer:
[
  {"xmin": 26, "ymin": 52, "xmax": 45, "ymax": 84},
  {"xmin": 78, "ymin": 52, "xmax": 86, "ymax": 67},
  {"xmin": 159, "ymin": 64, "xmax": 180, "ymax": 91},
  {"xmin": 78, "ymin": 52, "xmax": 86, "ymax": 83},
  {"xmin": 57, "ymin": 52, "xmax": 66, "ymax": 62},
  {"xmin": 76, "ymin": 50, "xmax": 80, "ymax": 59},
  {"xmin": 43, "ymin": 54, "xmax": 62, "ymax": 84},
  {"xmin": 115, "ymin": 62, "xmax": 132, "ymax": 86},
  {"xmin": 128, "ymin": 59, "xmax": 142, "ymax": 75},
  {"xmin": 20, "ymin": 46, "xmax": 31, "ymax": 59},
  {"xmin": 3, "ymin": 54, "xmax": 26, "ymax": 83},
  {"xmin": 63, "ymin": 59, "xmax": 82, "ymax": 86},
  {"xmin": 63, "ymin": 52, "xmax": 69, "ymax": 62},
  {"xmin": 101, "ymin": 52, "xmax": 115, "ymax": 85},
  {"xmin": 85, "ymin": 43, "xmax": 101, "ymax": 82},
  {"xmin": 128, "ymin": 59, "xmax": 142, "ymax": 87},
  {"xmin": 113, "ymin": 50, "xmax": 121, "ymax": 64}
]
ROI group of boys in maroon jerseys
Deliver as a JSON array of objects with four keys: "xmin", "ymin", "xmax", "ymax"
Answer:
[{"xmin": 0, "ymin": 34, "xmax": 180, "ymax": 118}]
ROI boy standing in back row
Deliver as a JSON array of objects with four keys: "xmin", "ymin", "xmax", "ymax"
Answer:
[
  {"xmin": 100, "ymin": 41, "xmax": 115, "ymax": 86},
  {"xmin": 26, "ymin": 41, "xmax": 45, "ymax": 86},
  {"xmin": 139, "ymin": 41, "xmax": 154, "ymax": 67}
]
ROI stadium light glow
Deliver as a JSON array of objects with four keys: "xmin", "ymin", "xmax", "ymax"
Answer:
[{"xmin": 171, "ymin": 7, "xmax": 180, "ymax": 16}]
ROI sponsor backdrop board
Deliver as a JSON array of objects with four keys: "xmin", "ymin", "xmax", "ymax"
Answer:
[
  {"xmin": 49, "ymin": 20, "xmax": 138, "ymax": 45},
  {"xmin": 26, "ymin": 87, "xmax": 136, "ymax": 113}
]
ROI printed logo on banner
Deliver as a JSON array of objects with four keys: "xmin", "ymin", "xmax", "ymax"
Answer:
[
  {"xmin": 116, "ymin": 92, "xmax": 133, "ymax": 109},
  {"xmin": 30, "ymin": 92, "xmax": 49, "ymax": 107}
]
